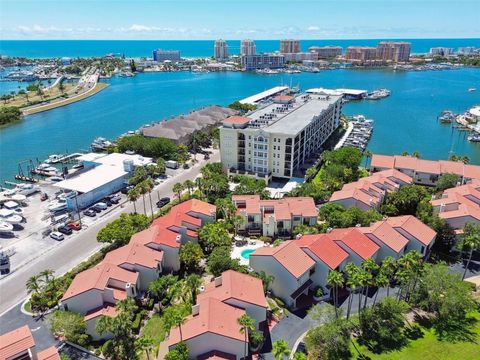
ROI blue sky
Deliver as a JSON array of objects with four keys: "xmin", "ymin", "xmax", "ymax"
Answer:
[{"xmin": 1, "ymin": 0, "xmax": 479, "ymax": 40}]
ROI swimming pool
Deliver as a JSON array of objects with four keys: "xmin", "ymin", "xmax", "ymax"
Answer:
[{"xmin": 240, "ymin": 249, "xmax": 255, "ymax": 260}]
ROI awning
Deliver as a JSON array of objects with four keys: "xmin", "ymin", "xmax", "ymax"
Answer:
[{"xmin": 291, "ymin": 279, "xmax": 313, "ymax": 299}]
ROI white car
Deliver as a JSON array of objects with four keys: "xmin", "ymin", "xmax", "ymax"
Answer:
[
  {"xmin": 50, "ymin": 231, "xmax": 65, "ymax": 241},
  {"xmin": 94, "ymin": 202, "xmax": 108, "ymax": 210}
]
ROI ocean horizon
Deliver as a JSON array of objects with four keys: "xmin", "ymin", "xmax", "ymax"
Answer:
[{"xmin": 1, "ymin": 38, "xmax": 480, "ymax": 58}]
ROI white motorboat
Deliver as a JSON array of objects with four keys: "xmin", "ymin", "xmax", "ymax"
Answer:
[
  {"xmin": 48, "ymin": 200, "xmax": 67, "ymax": 212},
  {"xmin": 2, "ymin": 201, "xmax": 23, "ymax": 215},
  {"xmin": 0, "ymin": 221, "xmax": 14, "ymax": 233},
  {"xmin": 15, "ymin": 183, "xmax": 40, "ymax": 196},
  {"xmin": 44, "ymin": 154, "xmax": 62, "ymax": 164},
  {"xmin": 468, "ymin": 88, "xmax": 476, "ymax": 92},
  {"xmin": 1, "ymin": 189, "xmax": 17, "ymax": 197},
  {"xmin": 0, "ymin": 209, "xmax": 23, "ymax": 224}
]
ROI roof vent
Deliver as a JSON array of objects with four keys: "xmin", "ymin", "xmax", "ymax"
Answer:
[
  {"xmin": 326, "ymin": 227, "xmax": 333, "ymax": 233},
  {"xmin": 295, "ymin": 234, "xmax": 303, "ymax": 239},
  {"xmin": 214, "ymin": 276, "xmax": 223, "ymax": 287},
  {"xmin": 176, "ymin": 234, "xmax": 182, "ymax": 243},
  {"xmin": 355, "ymin": 223, "xmax": 361, "ymax": 227},
  {"xmin": 192, "ymin": 304, "xmax": 200, "ymax": 316}
]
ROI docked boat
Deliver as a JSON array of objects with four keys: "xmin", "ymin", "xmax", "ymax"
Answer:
[
  {"xmin": 365, "ymin": 89, "xmax": 390, "ymax": 100},
  {"xmin": 0, "ymin": 221, "xmax": 14, "ymax": 234},
  {"xmin": 44, "ymin": 154, "xmax": 62, "ymax": 164},
  {"xmin": 47, "ymin": 200, "xmax": 67, "ymax": 212},
  {"xmin": 468, "ymin": 134, "xmax": 480, "ymax": 142},
  {"xmin": 438, "ymin": 110, "xmax": 456, "ymax": 124},
  {"xmin": 91, "ymin": 137, "xmax": 112, "ymax": 152},
  {"xmin": 32, "ymin": 163, "xmax": 60, "ymax": 177},
  {"xmin": 256, "ymin": 68, "xmax": 280, "ymax": 75},
  {"xmin": 0, "ymin": 209, "xmax": 23, "ymax": 224},
  {"xmin": 15, "ymin": 183, "xmax": 40, "ymax": 196}
]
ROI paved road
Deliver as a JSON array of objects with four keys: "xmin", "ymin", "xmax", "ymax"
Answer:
[{"xmin": 0, "ymin": 150, "xmax": 219, "ymax": 316}]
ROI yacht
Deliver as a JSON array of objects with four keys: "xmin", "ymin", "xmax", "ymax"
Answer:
[
  {"xmin": 365, "ymin": 89, "xmax": 391, "ymax": 100},
  {"xmin": 44, "ymin": 154, "xmax": 62, "ymax": 164},
  {"xmin": 468, "ymin": 134, "xmax": 480, "ymax": 142},
  {"xmin": 47, "ymin": 200, "xmax": 67, "ymax": 212},
  {"xmin": 0, "ymin": 221, "xmax": 14, "ymax": 234},
  {"xmin": 2, "ymin": 201, "xmax": 23, "ymax": 215},
  {"xmin": 438, "ymin": 110, "xmax": 456, "ymax": 124},
  {"xmin": 15, "ymin": 183, "xmax": 40, "ymax": 196},
  {"xmin": 0, "ymin": 209, "xmax": 23, "ymax": 224},
  {"xmin": 33, "ymin": 163, "xmax": 59, "ymax": 176},
  {"xmin": 91, "ymin": 137, "xmax": 112, "ymax": 152}
]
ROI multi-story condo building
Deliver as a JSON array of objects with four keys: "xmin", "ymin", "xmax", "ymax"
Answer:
[
  {"xmin": 220, "ymin": 93, "xmax": 343, "ymax": 182},
  {"xmin": 280, "ymin": 39, "xmax": 301, "ymax": 53},
  {"xmin": 345, "ymin": 46, "xmax": 378, "ymax": 64},
  {"xmin": 152, "ymin": 49, "xmax": 181, "ymax": 62},
  {"xmin": 232, "ymin": 195, "xmax": 318, "ymax": 237},
  {"xmin": 457, "ymin": 47, "xmax": 477, "ymax": 56},
  {"xmin": 377, "ymin": 42, "xmax": 411, "ymax": 62},
  {"xmin": 214, "ymin": 39, "xmax": 229, "ymax": 60},
  {"xmin": 240, "ymin": 54, "xmax": 285, "ymax": 70},
  {"xmin": 283, "ymin": 52, "xmax": 318, "ymax": 62},
  {"xmin": 240, "ymin": 39, "xmax": 256, "ymax": 56},
  {"xmin": 308, "ymin": 45, "xmax": 343, "ymax": 59},
  {"xmin": 429, "ymin": 47, "xmax": 454, "ymax": 57}
]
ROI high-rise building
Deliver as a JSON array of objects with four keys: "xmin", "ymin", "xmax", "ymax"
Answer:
[
  {"xmin": 308, "ymin": 46, "xmax": 343, "ymax": 59},
  {"xmin": 241, "ymin": 54, "xmax": 285, "ymax": 70},
  {"xmin": 280, "ymin": 39, "xmax": 301, "ymax": 53},
  {"xmin": 214, "ymin": 39, "xmax": 229, "ymax": 60},
  {"xmin": 429, "ymin": 47, "xmax": 454, "ymax": 57},
  {"xmin": 220, "ymin": 92, "xmax": 342, "ymax": 182},
  {"xmin": 345, "ymin": 46, "xmax": 378, "ymax": 64},
  {"xmin": 377, "ymin": 42, "xmax": 411, "ymax": 62},
  {"xmin": 240, "ymin": 39, "xmax": 256, "ymax": 56},
  {"xmin": 152, "ymin": 49, "xmax": 181, "ymax": 62},
  {"xmin": 457, "ymin": 47, "xmax": 477, "ymax": 56}
]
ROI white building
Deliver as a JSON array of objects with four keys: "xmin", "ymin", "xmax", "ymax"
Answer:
[
  {"xmin": 220, "ymin": 93, "xmax": 342, "ymax": 182},
  {"xmin": 214, "ymin": 39, "xmax": 229, "ymax": 60},
  {"xmin": 240, "ymin": 39, "xmax": 256, "ymax": 56},
  {"xmin": 429, "ymin": 47, "xmax": 454, "ymax": 57},
  {"xmin": 54, "ymin": 153, "xmax": 152, "ymax": 210}
]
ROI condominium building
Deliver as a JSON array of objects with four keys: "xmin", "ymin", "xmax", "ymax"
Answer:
[
  {"xmin": 214, "ymin": 39, "xmax": 229, "ymax": 60},
  {"xmin": 280, "ymin": 39, "xmax": 301, "ymax": 53},
  {"xmin": 220, "ymin": 93, "xmax": 343, "ymax": 182},
  {"xmin": 308, "ymin": 46, "xmax": 343, "ymax": 59},
  {"xmin": 240, "ymin": 39, "xmax": 256, "ymax": 56},
  {"xmin": 283, "ymin": 52, "xmax": 318, "ymax": 63},
  {"xmin": 0, "ymin": 326, "xmax": 60, "ymax": 360},
  {"xmin": 345, "ymin": 46, "xmax": 378, "ymax": 64},
  {"xmin": 232, "ymin": 195, "xmax": 318, "ymax": 237},
  {"xmin": 458, "ymin": 47, "xmax": 477, "ymax": 56},
  {"xmin": 377, "ymin": 42, "xmax": 411, "ymax": 62},
  {"xmin": 429, "ymin": 47, "xmax": 454, "ymax": 57},
  {"xmin": 240, "ymin": 54, "xmax": 285, "ymax": 70},
  {"xmin": 152, "ymin": 49, "xmax": 181, "ymax": 62}
]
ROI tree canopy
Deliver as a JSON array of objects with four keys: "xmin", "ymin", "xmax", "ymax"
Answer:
[
  {"xmin": 97, "ymin": 213, "xmax": 150, "ymax": 246},
  {"xmin": 49, "ymin": 310, "xmax": 89, "ymax": 346},
  {"xmin": 198, "ymin": 222, "xmax": 231, "ymax": 254}
]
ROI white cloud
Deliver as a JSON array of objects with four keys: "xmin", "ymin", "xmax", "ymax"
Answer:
[{"xmin": 307, "ymin": 26, "xmax": 320, "ymax": 31}]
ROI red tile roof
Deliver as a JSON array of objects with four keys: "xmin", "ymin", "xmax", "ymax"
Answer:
[
  {"xmin": 168, "ymin": 297, "xmax": 245, "ymax": 345},
  {"xmin": 251, "ymin": 241, "xmax": 315, "ymax": 278},
  {"xmin": 329, "ymin": 228, "xmax": 380, "ymax": 260},
  {"xmin": 62, "ymin": 262, "xmax": 138, "ymax": 301},
  {"xmin": 360, "ymin": 221, "xmax": 409, "ymax": 253},
  {"xmin": 223, "ymin": 116, "xmax": 251, "ymax": 125},
  {"xmin": 297, "ymin": 234, "xmax": 349, "ymax": 269},
  {"xmin": 104, "ymin": 241, "xmax": 163, "ymax": 269},
  {"xmin": 38, "ymin": 346, "xmax": 60, "ymax": 360},
  {"xmin": 385, "ymin": 215, "xmax": 436, "ymax": 246},
  {"xmin": 172, "ymin": 199, "xmax": 216, "ymax": 218},
  {"xmin": 131, "ymin": 225, "xmax": 182, "ymax": 249},
  {"xmin": 371, "ymin": 154, "xmax": 480, "ymax": 180},
  {"xmin": 0, "ymin": 325, "xmax": 35, "ymax": 360},
  {"xmin": 84, "ymin": 304, "xmax": 118, "ymax": 321},
  {"xmin": 198, "ymin": 270, "xmax": 267, "ymax": 308}
]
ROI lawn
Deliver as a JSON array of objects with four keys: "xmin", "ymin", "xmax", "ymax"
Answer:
[
  {"xmin": 140, "ymin": 313, "xmax": 167, "ymax": 358},
  {"xmin": 351, "ymin": 311, "xmax": 480, "ymax": 360}
]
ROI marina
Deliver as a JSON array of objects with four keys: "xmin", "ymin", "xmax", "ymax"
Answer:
[{"xmin": 335, "ymin": 115, "xmax": 374, "ymax": 151}]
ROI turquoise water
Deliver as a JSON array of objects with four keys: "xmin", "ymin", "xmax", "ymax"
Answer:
[
  {"xmin": 1, "ymin": 68, "xmax": 480, "ymax": 181},
  {"xmin": 1, "ymin": 39, "xmax": 480, "ymax": 58},
  {"xmin": 241, "ymin": 249, "xmax": 255, "ymax": 260}
]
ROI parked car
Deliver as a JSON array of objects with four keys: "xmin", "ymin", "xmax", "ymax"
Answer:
[
  {"xmin": 67, "ymin": 221, "xmax": 82, "ymax": 231},
  {"xmin": 120, "ymin": 185, "xmax": 134, "ymax": 194},
  {"xmin": 50, "ymin": 231, "xmax": 65, "ymax": 241},
  {"xmin": 109, "ymin": 194, "xmax": 121, "ymax": 204},
  {"xmin": 58, "ymin": 225, "xmax": 73, "ymax": 235},
  {"xmin": 156, "ymin": 197, "xmax": 171, "ymax": 208},
  {"xmin": 83, "ymin": 209, "xmax": 96, "ymax": 217},
  {"xmin": 103, "ymin": 198, "xmax": 113, "ymax": 207},
  {"xmin": 94, "ymin": 202, "xmax": 108, "ymax": 211}
]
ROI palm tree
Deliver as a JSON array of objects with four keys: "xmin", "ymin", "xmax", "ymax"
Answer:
[
  {"xmin": 364, "ymin": 150, "xmax": 372, "ymax": 169},
  {"xmin": 185, "ymin": 274, "xmax": 202, "ymax": 305},
  {"xmin": 459, "ymin": 223, "xmax": 480, "ymax": 280},
  {"xmin": 135, "ymin": 336, "xmax": 154, "ymax": 360},
  {"xmin": 183, "ymin": 179, "xmax": 195, "ymax": 198},
  {"xmin": 344, "ymin": 263, "xmax": 359, "ymax": 320},
  {"xmin": 26, "ymin": 275, "xmax": 42, "ymax": 294},
  {"xmin": 39, "ymin": 269, "xmax": 56, "ymax": 290},
  {"xmin": 272, "ymin": 339, "xmax": 291, "ymax": 360},
  {"xmin": 143, "ymin": 178, "xmax": 155, "ymax": 217},
  {"xmin": 173, "ymin": 182, "xmax": 184, "ymax": 202},
  {"xmin": 156, "ymin": 158, "xmax": 166, "ymax": 175},
  {"xmin": 233, "ymin": 215, "xmax": 245, "ymax": 236},
  {"xmin": 237, "ymin": 314, "xmax": 255, "ymax": 359},
  {"xmin": 136, "ymin": 182, "xmax": 148, "ymax": 216},
  {"xmin": 164, "ymin": 307, "xmax": 187, "ymax": 342},
  {"xmin": 379, "ymin": 256, "xmax": 396, "ymax": 297},
  {"xmin": 127, "ymin": 188, "xmax": 139, "ymax": 213},
  {"xmin": 327, "ymin": 270, "xmax": 344, "ymax": 318},
  {"xmin": 462, "ymin": 156, "xmax": 471, "ymax": 164},
  {"xmin": 401, "ymin": 151, "xmax": 409, "ymax": 157},
  {"xmin": 215, "ymin": 198, "xmax": 236, "ymax": 222},
  {"xmin": 361, "ymin": 258, "xmax": 379, "ymax": 309},
  {"xmin": 373, "ymin": 273, "xmax": 389, "ymax": 305},
  {"xmin": 412, "ymin": 151, "xmax": 421, "ymax": 158}
]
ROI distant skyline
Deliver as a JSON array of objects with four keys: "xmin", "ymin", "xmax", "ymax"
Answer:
[{"xmin": 1, "ymin": 0, "xmax": 479, "ymax": 40}]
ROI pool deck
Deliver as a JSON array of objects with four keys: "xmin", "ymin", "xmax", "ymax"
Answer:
[{"xmin": 231, "ymin": 240, "xmax": 265, "ymax": 265}]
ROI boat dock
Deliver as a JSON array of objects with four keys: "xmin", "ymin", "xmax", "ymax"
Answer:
[{"xmin": 335, "ymin": 115, "xmax": 374, "ymax": 151}]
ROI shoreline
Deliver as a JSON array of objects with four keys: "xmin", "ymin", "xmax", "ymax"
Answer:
[{"xmin": 21, "ymin": 82, "xmax": 109, "ymax": 115}]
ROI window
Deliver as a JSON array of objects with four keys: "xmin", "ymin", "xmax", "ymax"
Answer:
[
  {"xmin": 309, "ymin": 267, "xmax": 316, "ymax": 276},
  {"xmin": 293, "ymin": 216, "xmax": 301, "ymax": 222},
  {"xmin": 421, "ymin": 246, "xmax": 425, "ymax": 254}
]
